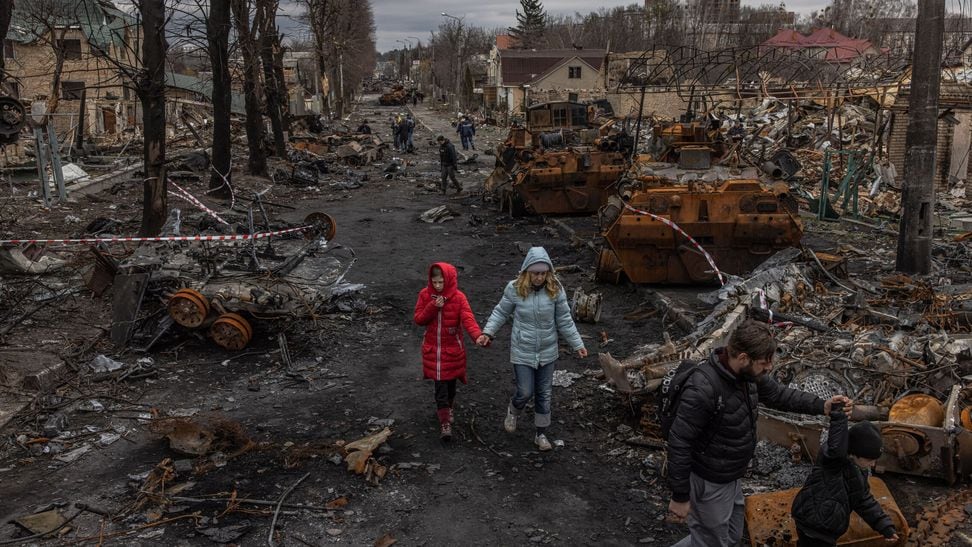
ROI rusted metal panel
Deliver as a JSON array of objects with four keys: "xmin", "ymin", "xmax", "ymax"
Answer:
[
  {"xmin": 745, "ymin": 477, "xmax": 909, "ymax": 546},
  {"xmin": 599, "ymin": 179, "xmax": 803, "ymax": 284},
  {"xmin": 759, "ymin": 385, "xmax": 972, "ymax": 484}
]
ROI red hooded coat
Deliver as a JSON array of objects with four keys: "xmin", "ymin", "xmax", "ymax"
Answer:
[{"xmin": 413, "ymin": 262, "xmax": 482, "ymax": 383}]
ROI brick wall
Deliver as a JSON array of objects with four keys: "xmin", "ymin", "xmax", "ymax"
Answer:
[
  {"xmin": 5, "ymin": 28, "xmax": 137, "ymax": 139},
  {"xmin": 605, "ymin": 90, "xmax": 691, "ymax": 120}
]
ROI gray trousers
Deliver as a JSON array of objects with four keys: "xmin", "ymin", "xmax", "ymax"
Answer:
[{"xmin": 671, "ymin": 473, "xmax": 745, "ymax": 547}]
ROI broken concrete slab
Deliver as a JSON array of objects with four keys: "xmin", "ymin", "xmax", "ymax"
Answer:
[{"xmin": 0, "ymin": 350, "xmax": 69, "ymax": 392}]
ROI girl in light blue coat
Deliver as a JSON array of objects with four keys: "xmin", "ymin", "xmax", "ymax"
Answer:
[{"xmin": 477, "ymin": 247, "xmax": 588, "ymax": 451}]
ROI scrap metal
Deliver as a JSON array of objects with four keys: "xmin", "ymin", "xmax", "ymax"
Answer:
[
  {"xmin": 598, "ymin": 242, "xmax": 972, "ymax": 483},
  {"xmin": 485, "ymin": 101, "xmax": 633, "ymax": 216},
  {"xmin": 744, "ymin": 477, "xmax": 909, "ymax": 546},
  {"xmin": 598, "ymin": 175, "xmax": 802, "ymax": 285},
  {"xmin": 111, "ymin": 210, "xmax": 352, "ymax": 352}
]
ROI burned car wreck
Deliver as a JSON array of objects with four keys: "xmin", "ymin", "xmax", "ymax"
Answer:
[{"xmin": 111, "ymin": 211, "xmax": 355, "ymax": 352}]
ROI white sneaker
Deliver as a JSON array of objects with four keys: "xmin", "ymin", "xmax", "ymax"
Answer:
[
  {"xmin": 504, "ymin": 405, "xmax": 517, "ymax": 433},
  {"xmin": 535, "ymin": 433, "xmax": 552, "ymax": 451}
]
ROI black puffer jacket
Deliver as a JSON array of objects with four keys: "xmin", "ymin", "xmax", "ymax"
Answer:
[
  {"xmin": 792, "ymin": 411, "xmax": 896, "ymax": 542},
  {"xmin": 667, "ymin": 348, "xmax": 825, "ymax": 503},
  {"xmin": 439, "ymin": 140, "xmax": 458, "ymax": 167}
]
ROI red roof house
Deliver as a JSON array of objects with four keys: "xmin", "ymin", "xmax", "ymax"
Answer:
[{"xmin": 762, "ymin": 28, "xmax": 884, "ymax": 62}]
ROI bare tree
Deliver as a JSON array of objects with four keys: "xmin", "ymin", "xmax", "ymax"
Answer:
[
  {"xmin": 231, "ymin": 0, "xmax": 266, "ymax": 175},
  {"xmin": 256, "ymin": 0, "xmax": 286, "ymax": 157},
  {"xmin": 0, "ymin": 0, "xmax": 13, "ymax": 81},
  {"xmin": 206, "ymin": 0, "xmax": 232, "ymax": 194},
  {"xmin": 11, "ymin": 0, "xmax": 81, "ymax": 115},
  {"xmin": 300, "ymin": 0, "xmax": 374, "ymax": 118},
  {"xmin": 138, "ymin": 0, "xmax": 170, "ymax": 236}
]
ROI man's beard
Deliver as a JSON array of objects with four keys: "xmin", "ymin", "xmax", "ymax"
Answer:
[{"xmin": 739, "ymin": 363, "xmax": 765, "ymax": 382}]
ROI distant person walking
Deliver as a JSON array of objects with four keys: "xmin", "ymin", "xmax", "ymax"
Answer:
[
  {"xmin": 477, "ymin": 247, "xmax": 587, "ymax": 451},
  {"xmin": 436, "ymin": 135, "xmax": 461, "ymax": 194},
  {"xmin": 405, "ymin": 114, "xmax": 416, "ymax": 153},
  {"xmin": 457, "ymin": 116, "xmax": 476, "ymax": 150},
  {"xmin": 413, "ymin": 262, "xmax": 483, "ymax": 441},
  {"xmin": 391, "ymin": 114, "xmax": 403, "ymax": 152}
]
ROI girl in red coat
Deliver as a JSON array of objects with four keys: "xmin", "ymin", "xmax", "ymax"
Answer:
[{"xmin": 413, "ymin": 262, "xmax": 483, "ymax": 440}]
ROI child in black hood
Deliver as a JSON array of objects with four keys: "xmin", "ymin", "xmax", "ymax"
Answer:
[{"xmin": 791, "ymin": 411, "xmax": 899, "ymax": 546}]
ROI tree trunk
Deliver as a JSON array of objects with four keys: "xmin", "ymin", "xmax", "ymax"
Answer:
[
  {"xmin": 231, "ymin": 0, "xmax": 267, "ymax": 176},
  {"xmin": 895, "ymin": 0, "xmax": 944, "ymax": 274},
  {"xmin": 272, "ymin": 40, "xmax": 290, "ymax": 134},
  {"xmin": 207, "ymin": 0, "xmax": 232, "ymax": 195},
  {"xmin": 256, "ymin": 0, "xmax": 285, "ymax": 157},
  {"xmin": 0, "ymin": 0, "xmax": 13, "ymax": 79},
  {"xmin": 46, "ymin": 29, "xmax": 69, "ymax": 116},
  {"xmin": 138, "ymin": 0, "xmax": 168, "ymax": 236}
]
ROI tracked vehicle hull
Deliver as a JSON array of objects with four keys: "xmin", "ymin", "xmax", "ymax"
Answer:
[{"xmin": 597, "ymin": 179, "xmax": 803, "ymax": 284}]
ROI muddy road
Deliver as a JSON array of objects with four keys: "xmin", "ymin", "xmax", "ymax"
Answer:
[
  {"xmin": 0, "ymin": 96, "xmax": 965, "ymax": 546},
  {"xmin": 0, "ymin": 97, "xmax": 678, "ymax": 546}
]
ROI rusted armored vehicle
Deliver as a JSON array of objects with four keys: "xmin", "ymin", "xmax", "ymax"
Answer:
[
  {"xmin": 485, "ymin": 101, "xmax": 633, "ymax": 215},
  {"xmin": 596, "ymin": 167, "xmax": 803, "ymax": 285},
  {"xmin": 378, "ymin": 85, "xmax": 407, "ymax": 106}
]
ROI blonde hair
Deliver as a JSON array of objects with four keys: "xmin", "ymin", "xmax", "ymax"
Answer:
[{"xmin": 515, "ymin": 270, "xmax": 560, "ymax": 299}]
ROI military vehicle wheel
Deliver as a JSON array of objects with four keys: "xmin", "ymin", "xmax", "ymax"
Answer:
[
  {"xmin": 210, "ymin": 313, "xmax": 253, "ymax": 351},
  {"xmin": 168, "ymin": 288, "xmax": 210, "ymax": 328},
  {"xmin": 304, "ymin": 212, "xmax": 337, "ymax": 241}
]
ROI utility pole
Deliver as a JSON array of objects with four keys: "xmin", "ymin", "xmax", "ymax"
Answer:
[
  {"xmin": 442, "ymin": 12, "xmax": 464, "ymax": 110},
  {"xmin": 895, "ymin": 0, "xmax": 945, "ymax": 274}
]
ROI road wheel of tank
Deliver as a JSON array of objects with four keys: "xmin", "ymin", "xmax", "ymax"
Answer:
[
  {"xmin": 210, "ymin": 313, "xmax": 253, "ymax": 351},
  {"xmin": 304, "ymin": 212, "xmax": 337, "ymax": 241},
  {"xmin": 168, "ymin": 288, "xmax": 210, "ymax": 328}
]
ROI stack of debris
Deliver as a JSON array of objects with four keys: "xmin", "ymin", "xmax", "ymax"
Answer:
[{"xmin": 601, "ymin": 243, "xmax": 972, "ymax": 483}]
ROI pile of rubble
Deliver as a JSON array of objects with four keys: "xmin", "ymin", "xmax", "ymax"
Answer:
[{"xmin": 601, "ymin": 241, "xmax": 972, "ymax": 482}]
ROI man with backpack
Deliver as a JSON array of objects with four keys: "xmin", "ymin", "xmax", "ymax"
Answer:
[{"xmin": 664, "ymin": 319, "xmax": 852, "ymax": 547}]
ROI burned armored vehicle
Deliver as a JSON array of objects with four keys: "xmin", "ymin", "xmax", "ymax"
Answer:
[
  {"xmin": 378, "ymin": 85, "xmax": 408, "ymax": 106},
  {"xmin": 596, "ymin": 161, "xmax": 804, "ymax": 285},
  {"xmin": 485, "ymin": 101, "xmax": 633, "ymax": 216}
]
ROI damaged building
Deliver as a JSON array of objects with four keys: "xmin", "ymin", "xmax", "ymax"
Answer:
[{"xmin": 4, "ymin": 0, "xmax": 139, "ymax": 147}]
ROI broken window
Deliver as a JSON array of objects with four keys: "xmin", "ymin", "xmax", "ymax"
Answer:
[
  {"xmin": 58, "ymin": 39, "xmax": 83, "ymax": 60},
  {"xmin": 3, "ymin": 39, "xmax": 14, "ymax": 59},
  {"xmin": 568, "ymin": 66, "xmax": 582, "ymax": 78},
  {"xmin": 62, "ymin": 81, "xmax": 84, "ymax": 100},
  {"xmin": 571, "ymin": 105, "xmax": 587, "ymax": 125}
]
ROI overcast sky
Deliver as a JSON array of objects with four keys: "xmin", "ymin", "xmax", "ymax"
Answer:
[{"xmin": 362, "ymin": 0, "xmax": 832, "ymax": 52}]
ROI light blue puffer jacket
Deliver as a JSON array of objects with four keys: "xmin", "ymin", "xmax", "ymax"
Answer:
[{"xmin": 482, "ymin": 247, "xmax": 585, "ymax": 367}]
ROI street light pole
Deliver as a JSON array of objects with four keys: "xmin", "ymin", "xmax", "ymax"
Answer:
[{"xmin": 442, "ymin": 12, "xmax": 464, "ymax": 110}]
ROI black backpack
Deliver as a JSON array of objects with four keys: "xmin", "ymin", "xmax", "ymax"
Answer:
[{"xmin": 658, "ymin": 358, "xmax": 728, "ymax": 445}]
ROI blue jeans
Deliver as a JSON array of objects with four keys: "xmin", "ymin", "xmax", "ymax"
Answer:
[{"xmin": 511, "ymin": 361, "xmax": 555, "ymax": 428}]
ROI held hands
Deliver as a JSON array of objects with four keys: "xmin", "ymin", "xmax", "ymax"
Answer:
[
  {"xmin": 475, "ymin": 334, "xmax": 491, "ymax": 347},
  {"xmin": 577, "ymin": 347, "xmax": 588, "ymax": 358},
  {"xmin": 824, "ymin": 395, "xmax": 854, "ymax": 415},
  {"xmin": 667, "ymin": 500, "xmax": 690, "ymax": 523}
]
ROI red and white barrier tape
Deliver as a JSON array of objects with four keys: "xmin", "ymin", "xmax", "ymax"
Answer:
[
  {"xmin": 207, "ymin": 166, "xmax": 236, "ymax": 211},
  {"xmin": 753, "ymin": 288, "xmax": 793, "ymax": 328},
  {"xmin": 0, "ymin": 225, "xmax": 313, "ymax": 246},
  {"xmin": 622, "ymin": 203, "xmax": 726, "ymax": 286},
  {"xmin": 168, "ymin": 180, "xmax": 230, "ymax": 225}
]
